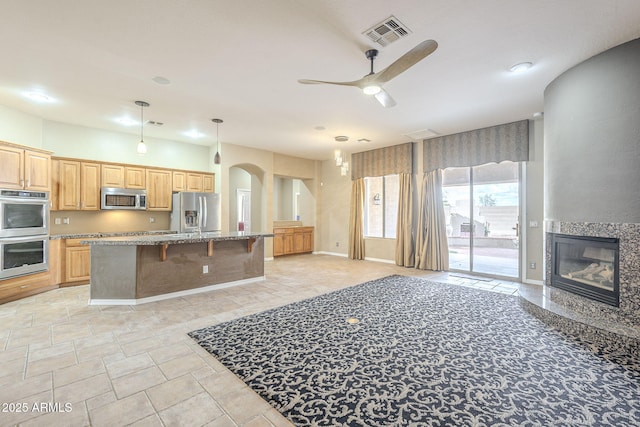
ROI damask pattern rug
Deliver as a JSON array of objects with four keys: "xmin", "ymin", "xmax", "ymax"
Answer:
[{"xmin": 188, "ymin": 275, "xmax": 640, "ymax": 426}]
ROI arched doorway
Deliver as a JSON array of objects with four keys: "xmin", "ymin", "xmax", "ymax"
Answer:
[{"xmin": 228, "ymin": 164, "xmax": 265, "ymax": 232}]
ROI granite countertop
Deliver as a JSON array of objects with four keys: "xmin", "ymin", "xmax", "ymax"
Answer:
[
  {"xmin": 80, "ymin": 231, "xmax": 274, "ymax": 246},
  {"xmin": 50, "ymin": 230, "xmax": 175, "ymax": 240}
]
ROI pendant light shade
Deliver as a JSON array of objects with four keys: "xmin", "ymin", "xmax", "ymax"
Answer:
[
  {"xmin": 135, "ymin": 100, "xmax": 149, "ymax": 155},
  {"xmin": 212, "ymin": 118, "xmax": 223, "ymax": 165}
]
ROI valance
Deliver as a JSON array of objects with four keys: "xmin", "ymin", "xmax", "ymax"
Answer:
[
  {"xmin": 351, "ymin": 142, "xmax": 413, "ymax": 180},
  {"xmin": 423, "ymin": 120, "xmax": 529, "ymax": 172}
]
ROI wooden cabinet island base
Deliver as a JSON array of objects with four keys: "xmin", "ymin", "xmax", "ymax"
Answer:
[{"xmin": 83, "ymin": 232, "xmax": 272, "ymax": 305}]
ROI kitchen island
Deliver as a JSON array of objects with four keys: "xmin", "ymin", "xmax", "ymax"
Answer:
[{"xmin": 82, "ymin": 231, "xmax": 272, "ymax": 305}]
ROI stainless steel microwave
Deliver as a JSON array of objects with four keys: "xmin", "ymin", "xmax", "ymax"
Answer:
[{"xmin": 101, "ymin": 188, "xmax": 147, "ymax": 210}]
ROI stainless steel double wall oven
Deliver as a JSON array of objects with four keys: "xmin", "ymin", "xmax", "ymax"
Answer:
[{"xmin": 0, "ymin": 189, "xmax": 50, "ymax": 279}]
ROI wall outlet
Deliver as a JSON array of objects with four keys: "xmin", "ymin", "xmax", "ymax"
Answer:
[
  {"xmin": 335, "ymin": 241, "xmax": 340, "ymax": 247},
  {"xmin": 202, "ymin": 265, "xmax": 208, "ymax": 274},
  {"xmin": 529, "ymin": 262, "xmax": 536, "ymax": 269},
  {"xmin": 54, "ymin": 218, "xmax": 62, "ymax": 225},
  {"xmin": 149, "ymin": 217, "xmax": 155, "ymax": 223},
  {"xmin": 529, "ymin": 220, "xmax": 539, "ymax": 228},
  {"xmin": 62, "ymin": 217, "xmax": 70, "ymax": 224}
]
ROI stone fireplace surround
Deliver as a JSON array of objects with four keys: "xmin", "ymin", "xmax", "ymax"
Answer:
[{"xmin": 518, "ymin": 222, "xmax": 640, "ymax": 358}]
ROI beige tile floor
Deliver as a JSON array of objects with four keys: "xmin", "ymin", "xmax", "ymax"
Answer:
[{"xmin": 0, "ymin": 254, "xmax": 519, "ymax": 427}]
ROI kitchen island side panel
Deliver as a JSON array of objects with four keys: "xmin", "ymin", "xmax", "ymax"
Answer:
[
  {"xmin": 135, "ymin": 238, "xmax": 264, "ymax": 298},
  {"xmin": 90, "ymin": 245, "xmax": 137, "ymax": 299}
]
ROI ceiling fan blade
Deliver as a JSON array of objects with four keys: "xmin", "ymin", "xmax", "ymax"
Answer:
[
  {"xmin": 298, "ymin": 78, "xmax": 361, "ymax": 87},
  {"xmin": 372, "ymin": 39, "xmax": 438, "ymax": 84},
  {"xmin": 374, "ymin": 89, "xmax": 396, "ymax": 108}
]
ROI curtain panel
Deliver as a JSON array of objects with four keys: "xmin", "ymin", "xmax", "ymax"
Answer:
[
  {"xmin": 415, "ymin": 170, "xmax": 449, "ymax": 271},
  {"xmin": 395, "ymin": 173, "xmax": 414, "ymax": 267},
  {"xmin": 423, "ymin": 120, "xmax": 529, "ymax": 172},
  {"xmin": 349, "ymin": 178, "xmax": 365, "ymax": 260},
  {"xmin": 351, "ymin": 142, "xmax": 413, "ymax": 180}
]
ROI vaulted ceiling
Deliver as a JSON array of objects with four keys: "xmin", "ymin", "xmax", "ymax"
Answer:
[{"xmin": 1, "ymin": 1, "xmax": 639, "ymax": 160}]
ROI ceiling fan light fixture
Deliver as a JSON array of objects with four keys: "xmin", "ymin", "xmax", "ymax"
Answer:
[{"xmin": 363, "ymin": 84, "xmax": 382, "ymax": 95}]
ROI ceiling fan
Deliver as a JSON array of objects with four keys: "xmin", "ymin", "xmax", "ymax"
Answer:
[{"xmin": 298, "ymin": 39, "xmax": 438, "ymax": 108}]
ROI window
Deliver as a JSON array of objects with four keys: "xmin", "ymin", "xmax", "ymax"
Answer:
[{"xmin": 364, "ymin": 174, "xmax": 398, "ymax": 238}]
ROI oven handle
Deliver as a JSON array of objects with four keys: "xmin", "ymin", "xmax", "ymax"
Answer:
[{"xmin": 0, "ymin": 235, "xmax": 49, "ymax": 244}]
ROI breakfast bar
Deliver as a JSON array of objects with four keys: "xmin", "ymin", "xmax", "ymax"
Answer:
[{"xmin": 82, "ymin": 231, "xmax": 272, "ymax": 305}]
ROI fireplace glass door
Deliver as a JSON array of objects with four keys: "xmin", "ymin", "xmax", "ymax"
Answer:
[{"xmin": 551, "ymin": 234, "xmax": 619, "ymax": 306}]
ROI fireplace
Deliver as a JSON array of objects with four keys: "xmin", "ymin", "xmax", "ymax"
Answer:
[{"xmin": 550, "ymin": 233, "xmax": 619, "ymax": 306}]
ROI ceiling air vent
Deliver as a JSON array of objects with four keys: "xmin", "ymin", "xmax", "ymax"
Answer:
[{"xmin": 363, "ymin": 16, "xmax": 412, "ymax": 47}]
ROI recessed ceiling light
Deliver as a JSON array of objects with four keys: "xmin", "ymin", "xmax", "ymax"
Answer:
[
  {"xmin": 24, "ymin": 91, "xmax": 53, "ymax": 103},
  {"xmin": 314, "ymin": 126, "xmax": 326, "ymax": 131},
  {"xmin": 509, "ymin": 62, "xmax": 533, "ymax": 73},
  {"xmin": 358, "ymin": 138, "xmax": 371, "ymax": 143},
  {"xmin": 334, "ymin": 136, "xmax": 349, "ymax": 142},
  {"xmin": 184, "ymin": 130, "xmax": 204, "ymax": 138},
  {"xmin": 152, "ymin": 76, "xmax": 171, "ymax": 85}
]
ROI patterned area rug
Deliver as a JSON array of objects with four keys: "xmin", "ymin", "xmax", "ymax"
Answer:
[{"xmin": 189, "ymin": 275, "xmax": 640, "ymax": 426}]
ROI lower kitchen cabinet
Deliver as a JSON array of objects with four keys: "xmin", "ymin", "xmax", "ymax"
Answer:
[
  {"xmin": 63, "ymin": 239, "xmax": 91, "ymax": 284},
  {"xmin": 0, "ymin": 271, "xmax": 55, "ymax": 304},
  {"xmin": 273, "ymin": 226, "xmax": 314, "ymax": 256}
]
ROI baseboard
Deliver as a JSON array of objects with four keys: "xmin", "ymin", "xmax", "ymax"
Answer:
[
  {"xmin": 523, "ymin": 279, "xmax": 544, "ymax": 286},
  {"xmin": 88, "ymin": 276, "xmax": 266, "ymax": 306},
  {"xmin": 364, "ymin": 256, "xmax": 395, "ymax": 264},
  {"xmin": 315, "ymin": 251, "xmax": 348, "ymax": 258}
]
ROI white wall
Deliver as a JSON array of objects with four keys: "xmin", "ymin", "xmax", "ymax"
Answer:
[
  {"xmin": 0, "ymin": 104, "xmax": 44, "ymax": 147},
  {"xmin": 42, "ymin": 120, "xmax": 212, "ymax": 171}
]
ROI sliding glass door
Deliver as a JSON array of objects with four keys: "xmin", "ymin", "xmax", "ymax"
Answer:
[{"xmin": 442, "ymin": 161, "xmax": 520, "ymax": 278}]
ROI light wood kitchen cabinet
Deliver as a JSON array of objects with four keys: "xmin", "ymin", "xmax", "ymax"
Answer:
[
  {"xmin": 125, "ymin": 167, "xmax": 146, "ymax": 189},
  {"xmin": 55, "ymin": 159, "xmax": 100, "ymax": 210},
  {"xmin": 186, "ymin": 173, "xmax": 204, "ymax": 192},
  {"xmin": 172, "ymin": 171, "xmax": 187, "ymax": 192},
  {"xmin": 0, "ymin": 270, "xmax": 55, "ymax": 304},
  {"xmin": 63, "ymin": 239, "xmax": 90, "ymax": 284},
  {"xmin": 101, "ymin": 164, "xmax": 145, "ymax": 189},
  {"xmin": 273, "ymin": 227, "xmax": 313, "ymax": 256},
  {"xmin": 101, "ymin": 164, "xmax": 125, "ymax": 187},
  {"xmin": 184, "ymin": 172, "xmax": 215, "ymax": 192},
  {"xmin": 0, "ymin": 143, "xmax": 51, "ymax": 191},
  {"xmin": 203, "ymin": 174, "xmax": 214, "ymax": 192},
  {"xmin": 146, "ymin": 169, "xmax": 172, "ymax": 210}
]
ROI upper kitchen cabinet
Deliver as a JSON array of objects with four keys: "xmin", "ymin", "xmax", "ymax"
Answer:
[
  {"xmin": 101, "ymin": 164, "xmax": 125, "ymax": 188},
  {"xmin": 0, "ymin": 143, "xmax": 51, "ymax": 191},
  {"xmin": 172, "ymin": 171, "xmax": 186, "ymax": 192},
  {"xmin": 146, "ymin": 169, "xmax": 172, "ymax": 211},
  {"xmin": 101, "ymin": 164, "xmax": 145, "ymax": 189},
  {"xmin": 203, "ymin": 174, "xmax": 214, "ymax": 192},
  {"xmin": 125, "ymin": 167, "xmax": 146, "ymax": 189},
  {"xmin": 54, "ymin": 159, "xmax": 100, "ymax": 210},
  {"xmin": 185, "ymin": 172, "xmax": 215, "ymax": 192}
]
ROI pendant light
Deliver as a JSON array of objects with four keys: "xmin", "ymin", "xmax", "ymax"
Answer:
[
  {"xmin": 211, "ymin": 118, "xmax": 223, "ymax": 165},
  {"xmin": 135, "ymin": 100, "xmax": 149, "ymax": 154}
]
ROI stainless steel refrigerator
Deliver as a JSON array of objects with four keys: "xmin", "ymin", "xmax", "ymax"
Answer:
[{"xmin": 170, "ymin": 192, "xmax": 221, "ymax": 233}]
